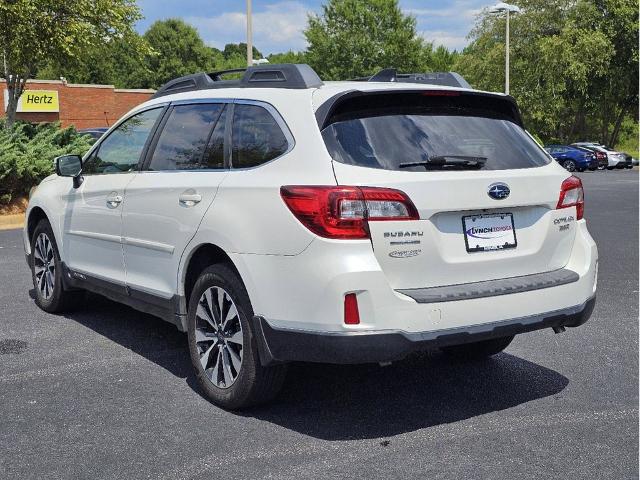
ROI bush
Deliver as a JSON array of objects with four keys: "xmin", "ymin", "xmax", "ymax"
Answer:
[{"xmin": 0, "ymin": 121, "xmax": 93, "ymax": 204}]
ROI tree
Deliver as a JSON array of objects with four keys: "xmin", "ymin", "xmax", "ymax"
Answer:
[
  {"xmin": 455, "ymin": 0, "xmax": 638, "ymax": 145},
  {"xmin": 223, "ymin": 43, "xmax": 263, "ymax": 61},
  {"xmin": 429, "ymin": 45, "xmax": 460, "ymax": 72},
  {"xmin": 0, "ymin": 0, "xmax": 143, "ymax": 129},
  {"xmin": 267, "ymin": 50, "xmax": 308, "ymax": 65},
  {"xmin": 305, "ymin": 0, "xmax": 429, "ymax": 80},
  {"xmin": 142, "ymin": 19, "xmax": 216, "ymax": 89},
  {"xmin": 36, "ymin": 32, "xmax": 150, "ymax": 89}
]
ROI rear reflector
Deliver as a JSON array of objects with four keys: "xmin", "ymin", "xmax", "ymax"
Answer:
[
  {"xmin": 344, "ymin": 293, "xmax": 360, "ymax": 325},
  {"xmin": 280, "ymin": 186, "xmax": 418, "ymax": 239},
  {"xmin": 557, "ymin": 176, "xmax": 584, "ymax": 220}
]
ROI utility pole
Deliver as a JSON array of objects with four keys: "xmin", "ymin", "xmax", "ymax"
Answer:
[{"xmin": 246, "ymin": 0, "xmax": 253, "ymax": 67}]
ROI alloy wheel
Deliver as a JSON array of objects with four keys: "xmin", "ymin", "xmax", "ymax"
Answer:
[
  {"xmin": 33, "ymin": 233, "xmax": 55, "ymax": 300},
  {"xmin": 194, "ymin": 286, "xmax": 243, "ymax": 389}
]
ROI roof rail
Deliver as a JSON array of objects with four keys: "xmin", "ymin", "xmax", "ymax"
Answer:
[
  {"xmin": 151, "ymin": 64, "xmax": 324, "ymax": 99},
  {"xmin": 355, "ymin": 69, "xmax": 472, "ymax": 89}
]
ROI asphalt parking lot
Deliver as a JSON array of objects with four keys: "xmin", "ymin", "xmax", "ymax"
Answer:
[{"xmin": 0, "ymin": 170, "xmax": 637, "ymax": 480}]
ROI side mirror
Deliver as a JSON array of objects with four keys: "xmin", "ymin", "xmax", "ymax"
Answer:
[{"xmin": 55, "ymin": 155, "xmax": 83, "ymax": 188}]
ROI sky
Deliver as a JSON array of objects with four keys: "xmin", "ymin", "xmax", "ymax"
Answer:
[{"xmin": 135, "ymin": 0, "xmax": 489, "ymax": 55}]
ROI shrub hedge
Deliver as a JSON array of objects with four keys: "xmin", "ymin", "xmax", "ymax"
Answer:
[{"xmin": 0, "ymin": 121, "xmax": 93, "ymax": 204}]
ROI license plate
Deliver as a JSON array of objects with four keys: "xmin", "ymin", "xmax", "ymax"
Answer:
[{"xmin": 462, "ymin": 213, "xmax": 517, "ymax": 252}]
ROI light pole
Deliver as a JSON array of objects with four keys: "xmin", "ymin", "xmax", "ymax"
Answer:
[
  {"xmin": 246, "ymin": 0, "xmax": 253, "ymax": 67},
  {"xmin": 488, "ymin": 2, "xmax": 521, "ymax": 95}
]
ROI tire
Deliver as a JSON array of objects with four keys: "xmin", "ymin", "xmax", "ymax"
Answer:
[
  {"xmin": 187, "ymin": 264, "xmax": 287, "ymax": 410},
  {"xmin": 440, "ymin": 335, "xmax": 515, "ymax": 361},
  {"xmin": 562, "ymin": 159, "xmax": 576, "ymax": 172},
  {"xmin": 30, "ymin": 219, "xmax": 83, "ymax": 313}
]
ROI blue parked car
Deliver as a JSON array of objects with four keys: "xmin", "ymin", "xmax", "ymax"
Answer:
[{"xmin": 544, "ymin": 145, "xmax": 598, "ymax": 172}]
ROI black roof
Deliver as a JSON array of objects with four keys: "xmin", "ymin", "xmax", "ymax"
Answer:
[{"xmin": 151, "ymin": 64, "xmax": 324, "ymax": 99}]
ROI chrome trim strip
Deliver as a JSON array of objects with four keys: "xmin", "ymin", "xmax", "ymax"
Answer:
[
  {"xmin": 67, "ymin": 230, "xmax": 121, "ymax": 244},
  {"xmin": 122, "ymin": 237, "xmax": 175, "ymax": 254}
]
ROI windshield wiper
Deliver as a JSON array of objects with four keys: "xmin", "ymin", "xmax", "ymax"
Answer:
[{"xmin": 399, "ymin": 155, "xmax": 487, "ymax": 170}]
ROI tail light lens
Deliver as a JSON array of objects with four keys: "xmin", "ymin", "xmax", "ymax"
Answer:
[
  {"xmin": 280, "ymin": 185, "xmax": 419, "ymax": 239},
  {"xmin": 557, "ymin": 176, "xmax": 584, "ymax": 220}
]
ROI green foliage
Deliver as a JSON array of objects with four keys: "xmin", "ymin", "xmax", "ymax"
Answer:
[
  {"xmin": 267, "ymin": 51, "xmax": 309, "ymax": 65},
  {"xmin": 0, "ymin": 0, "xmax": 145, "ymax": 127},
  {"xmin": 615, "ymin": 116, "xmax": 639, "ymax": 158},
  {"xmin": 223, "ymin": 43, "xmax": 263, "ymax": 61},
  {"xmin": 456, "ymin": 0, "xmax": 639, "ymax": 145},
  {"xmin": 142, "ymin": 19, "xmax": 217, "ymax": 89},
  {"xmin": 305, "ymin": 0, "xmax": 429, "ymax": 79},
  {"xmin": 0, "ymin": 122, "xmax": 93, "ymax": 203},
  {"xmin": 36, "ymin": 33, "xmax": 152, "ymax": 89}
]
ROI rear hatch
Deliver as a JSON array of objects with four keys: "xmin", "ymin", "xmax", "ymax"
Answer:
[{"xmin": 319, "ymin": 89, "xmax": 575, "ymax": 289}]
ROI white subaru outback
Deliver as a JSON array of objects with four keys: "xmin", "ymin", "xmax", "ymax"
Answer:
[{"xmin": 24, "ymin": 64, "xmax": 597, "ymax": 409}]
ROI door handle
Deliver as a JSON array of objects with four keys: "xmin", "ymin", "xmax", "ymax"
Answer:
[
  {"xmin": 179, "ymin": 192, "xmax": 202, "ymax": 207},
  {"xmin": 106, "ymin": 194, "xmax": 123, "ymax": 208}
]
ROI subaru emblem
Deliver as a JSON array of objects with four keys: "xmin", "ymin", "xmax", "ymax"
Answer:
[{"xmin": 487, "ymin": 182, "xmax": 510, "ymax": 200}]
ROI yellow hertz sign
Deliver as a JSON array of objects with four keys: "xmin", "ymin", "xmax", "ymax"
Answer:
[{"xmin": 4, "ymin": 90, "xmax": 60, "ymax": 113}]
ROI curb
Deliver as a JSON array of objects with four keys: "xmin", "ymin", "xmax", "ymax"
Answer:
[{"xmin": 0, "ymin": 214, "xmax": 25, "ymax": 231}]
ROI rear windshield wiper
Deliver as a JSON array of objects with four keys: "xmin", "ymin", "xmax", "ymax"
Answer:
[{"xmin": 399, "ymin": 155, "xmax": 487, "ymax": 170}]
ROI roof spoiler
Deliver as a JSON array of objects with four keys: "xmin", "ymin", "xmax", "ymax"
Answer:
[{"xmin": 151, "ymin": 64, "xmax": 324, "ymax": 99}]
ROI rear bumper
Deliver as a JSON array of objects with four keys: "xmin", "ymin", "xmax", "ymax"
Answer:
[{"xmin": 253, "ymin": 295, "xmax": 596, "ymax": 365}]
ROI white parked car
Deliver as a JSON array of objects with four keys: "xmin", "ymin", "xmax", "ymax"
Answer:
[
  {"xmin": 571, "ymin": 142, "xmax": 627, "ymax": 169},
  {"xmin": 24, "ymin": 65, "xmax": 598, "ymax": 409}
]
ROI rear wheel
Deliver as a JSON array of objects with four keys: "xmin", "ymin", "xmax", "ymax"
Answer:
[
  {"xmin": 562, "ymin": 159, "xmax": 576, "ymax": 172},
  {"xmin": 440, "ymin": 335, "xmax": 514, "ymax": 361},
  {"xmin": 30, "ymin": 219, "xmax": 82, "ymax": 313},
  {"xmin": 187, "ymin": 264, "xmax": 287, "ymax": 410}
]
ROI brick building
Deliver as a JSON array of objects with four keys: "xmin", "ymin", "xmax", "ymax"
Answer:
[{"xmin": 1, "ymin": 79, "xmax": 155, "ymax": 129}]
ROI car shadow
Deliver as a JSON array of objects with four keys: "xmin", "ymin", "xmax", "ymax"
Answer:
[
  {"xmin": 42, "ymin": 290, "xmax": 569, "ymax": 441},
  {"xmin": 246, "ymin": 352, "xmax": 568, "ymax": 440}
]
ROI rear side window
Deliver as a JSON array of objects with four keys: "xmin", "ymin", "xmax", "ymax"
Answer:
[
  {"xmin": 231, "ymin": 104, "xmax": 289, "ymax": 168},
  {"xmin": 321, "ymin": 93, "xmax": 550, "ymax": 172},
  {"xmin": 149, "ymin": 103, "xmax": 224, "ymax": 171}
]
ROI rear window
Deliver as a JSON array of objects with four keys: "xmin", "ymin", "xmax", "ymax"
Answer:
[{"xmin": 321, "ymin": 93, "xmax": 550, "ymax": 171}]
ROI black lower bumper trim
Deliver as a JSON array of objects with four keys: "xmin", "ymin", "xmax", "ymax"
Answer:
[{"xmin": 252, "ymin": 295, "xmax": 596, "ymax": 365}]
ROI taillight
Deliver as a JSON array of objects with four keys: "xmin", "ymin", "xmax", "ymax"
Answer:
[
  {"xmin": 280, "ymin": 186, "xmax": 419, "ymax": 239},
  {"xmin": 557, "ymin": 176, "xmax": 584, "ymax": 220}
]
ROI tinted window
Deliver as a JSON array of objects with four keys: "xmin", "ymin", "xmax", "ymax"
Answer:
[
  {"xmin": 84, "ymin": 108, "xmax": 162, "ymax": 175},
  {"xmin": 231, "ymin": 104, "xmax": 288, "ymax": 168},
  {"xmin": 322, "ymin": 98, "xmax": 550, "ymax": 172},
  {"xmin": 149, "ymin": 104, "xmax": 224, "ymax": 171}
]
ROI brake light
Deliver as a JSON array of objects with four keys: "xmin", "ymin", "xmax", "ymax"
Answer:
[
  {"xmin": 280, "ymin": 186, "xmax": 419, "ymax": 239},
  {"xmin": 344, "ymin": 293, "xmax": 360, "ymax": 325},
  {"xmin": 421, "ymin": 90, "xmax": 460, "ymax": 96},
  {"xmin": 557, "ymin": 176, "xmax": 584, "ymax": 220}
]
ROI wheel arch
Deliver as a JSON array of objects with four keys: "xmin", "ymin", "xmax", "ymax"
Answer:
[
  {"xmin": 27, "ymin": 207, "xmax": 49, "ymax": 240},
  {"xmin": 180, "ymin": 243, "xmax": 245, "ymax": 309}
]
